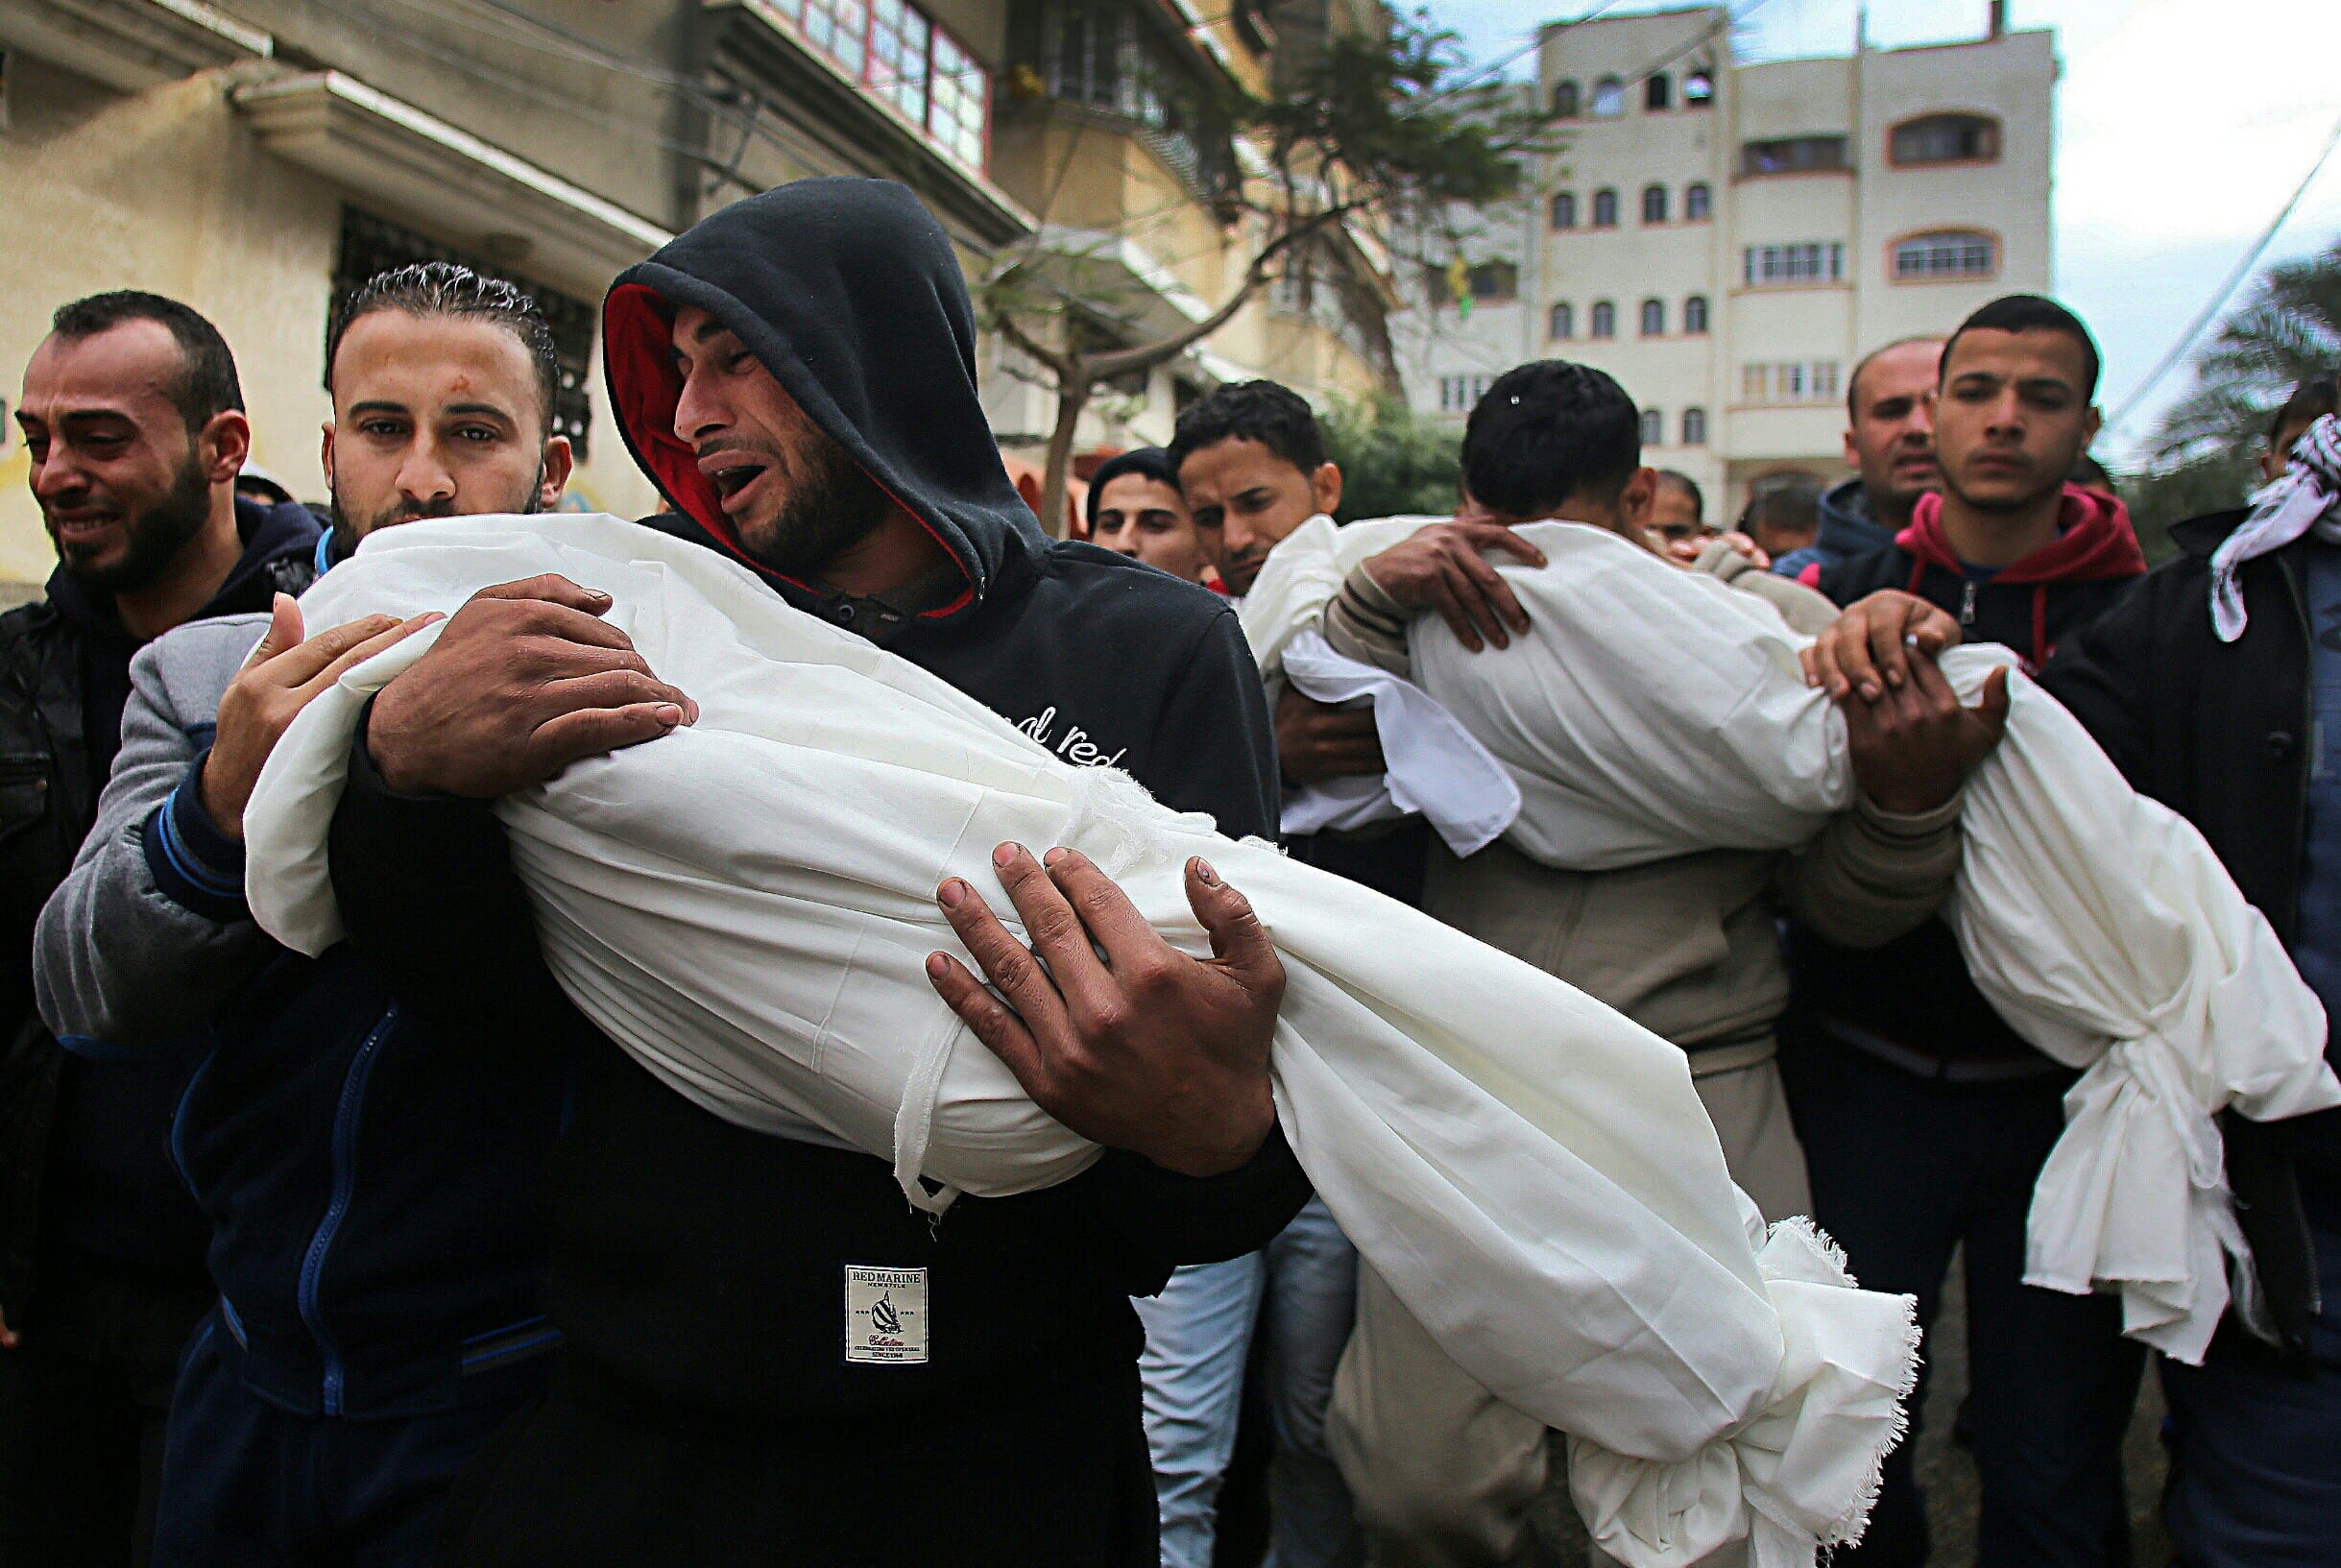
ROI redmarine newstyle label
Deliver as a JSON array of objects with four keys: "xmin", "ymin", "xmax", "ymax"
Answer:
[{"xmin": 844, "ymin": 1266, "xmax": 929, "ymax": 1365}]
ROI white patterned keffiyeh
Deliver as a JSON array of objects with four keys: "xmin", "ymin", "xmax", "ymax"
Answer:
[
  {"xmin": 244, "ymin": 514, "xmax": 1921, "ymax": 1568},
  {"xmin": 2209, "ymin": 412, "xmax": 2341, "ymax": 640}
]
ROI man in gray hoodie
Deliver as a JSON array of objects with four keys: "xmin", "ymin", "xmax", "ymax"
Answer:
[{"xmin": 32, "ymin": 262, "xmax": 612, "ymax": 1567}]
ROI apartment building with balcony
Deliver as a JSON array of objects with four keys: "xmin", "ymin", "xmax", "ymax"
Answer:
[
  {"xmin": 1394, "ymin": 4, "xmax": 2055, "ymax": 522},
  {"xmin": 0, "ymin": 0, "xmax": 1384, "ymax": 590}
]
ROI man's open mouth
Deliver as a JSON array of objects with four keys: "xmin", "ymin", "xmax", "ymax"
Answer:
[{"xmin": 711, "ymin": 464, "xmax": 768, "ymax": 500}]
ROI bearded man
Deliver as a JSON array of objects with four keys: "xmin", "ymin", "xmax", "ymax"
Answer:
[
  {"xmin": 34, "ymin": 263, "xmax": 591, "ymax": 1566},
  {"xmin": 314, "ymin": 178, "xmax": 1307, "ymax": 1566},
  {"xmin": 0, "ymin": 292, "xmax": 318, "ymax": 1565}
]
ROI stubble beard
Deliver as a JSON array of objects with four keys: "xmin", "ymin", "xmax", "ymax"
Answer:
[
  {"xmin": 329, "ymin": 460, "xmax": 546, "ymax": 564},
  {"xmin": 54, "ymin": 456, "xmax": 213, "ymax": 597},
  {"xmin": 736, "ymin": 432, "xmax": 892, "ymax": 581}
]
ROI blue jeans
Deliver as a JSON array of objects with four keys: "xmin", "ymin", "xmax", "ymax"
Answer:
[
  {"xmin": 1781, "ymin": 1029, "xmax": 2146, "ymax": 1568},
  {"xmin": 1133, "ymin": 1195, "xmax": 1362, "ymax": 1568},
  {"xmin": 2161, "ymin": 1201, "xmax": 2341, "ymax": 1568}
]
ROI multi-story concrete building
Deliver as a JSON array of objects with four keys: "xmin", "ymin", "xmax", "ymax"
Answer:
[
  {"xmin": 1395, "ymin": 4, "xmax": 2055, "ymax": 522},
  {"xmin": 0, "ymin": 0, "xmax": 1384, "ymax": 592}
]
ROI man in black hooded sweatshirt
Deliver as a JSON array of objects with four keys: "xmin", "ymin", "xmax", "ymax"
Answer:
[{"xmin": 320, "ymin": 179, "xmax": 1307, "ymax": 1565}]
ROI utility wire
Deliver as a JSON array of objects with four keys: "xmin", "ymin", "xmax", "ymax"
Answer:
[{"xmin": 2110, "ymin": 107, "xmax": 2341, "ymax": 435}]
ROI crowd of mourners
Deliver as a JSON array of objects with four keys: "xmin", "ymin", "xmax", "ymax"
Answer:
[{"xmin": 1, "ymin": 174, "xmax": 2335, "ymax": 1568}]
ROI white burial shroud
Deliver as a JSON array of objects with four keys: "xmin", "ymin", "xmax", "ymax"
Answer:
[
  {"xmin": 1241, "ymin": 515, "xmax": 2341, "ymax": 1367},
  {"xmin": 245, "ymin": 514, "xmax": 1912, "ymax": 1568}
]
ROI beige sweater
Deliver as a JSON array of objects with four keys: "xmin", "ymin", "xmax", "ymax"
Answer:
[{"xmin": 1320, "ymin": 544, "xmax": 1962, "ymax": 1064}]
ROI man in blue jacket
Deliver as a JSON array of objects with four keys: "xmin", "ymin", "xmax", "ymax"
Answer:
[
  {"xmin": 0, "ymin": 292, "xmax": 318, "ymax": 1566},
  {"xmin": 34, "ymin": 262, "xmax": 587, "ymax": 1566}
]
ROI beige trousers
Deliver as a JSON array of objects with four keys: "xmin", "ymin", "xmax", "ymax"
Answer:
[{"xmin": 1327, "ymin": 1057, "xmax": 1808, "ymax": 1568}]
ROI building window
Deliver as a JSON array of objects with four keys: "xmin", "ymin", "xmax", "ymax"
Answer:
[
  {"xmin": 1684, "ymin": 70, "xmax": 1714, "ymax": 106},
  {"xmin": 329, "ymin": 207, "xmax": 597, "ymax": 456},
  {"xmin": 1893, "ymin": 229, "xmax": 1998, "ymax": 281},
  {"xmin": 1437, "ymin": 374, "xmax": 1494, "ymax": 415},
  {"xmin": 1684, "ymin": 181, "xmax": 1711, "ymax": 221},
  {"xmin": 1890, "ymin": 112, "xmax": 2001, "ymax": 166},
  {"xmin": 1467, "ymin": 262, "xmax": 1518, "ymax": 303},
  {"xmin": 1743, "ymin": 242, "xmax": 1846, "ymax": 286},
  {"xmin": 783, "ymin": 0, "xmax": 991, "ymax": 169},
  {"xmin": 1683, "ymin": 294, "xmax": 1709, "ymax": 333},
  {"xmin": 1550, "ymin": 190, "xmax": 1577, "ymax": 229},
  {"xmin": 1641, "ymin": 183, "xmax": 1668, "ymax": 225},
  {"xmin": 1681, "ymin": 406, "xmax": 1707, "ymax": 445},
  {"xmin": 1591, "ymin": 188, "xmax": 1618, "ymax": 228},
  {"xmin": 927, "ymin": 25, "xmax": 989, "ymax": 166},
  {"xmin": 1029, "ymin": 0, "xmax": 1229, "ymax": 188},
  {"xmin": 1590, "ymin": 75, "xmax": 1625, "ymax": 117},
  {"xmin": 1549, "ymin": 302, "xmax": 1574, "ymax": 340},
  {"xmin": 1640, "ymin": 407, "xmax": 1664, "ymax": 446},
  {"xmin": 1552, "ymin": 79, "xmax": 1580, "ymax": 118},
  {"xmin": 1645, "ymin": 73, "xmax": 1671, "ymax": 111},
  {"xmin": 1740, "ymin": 135, "xmax": 1848, "ymax": 177},
  {"xmin": 1590, "ymin": 301, "xmax": 1615, "ymax": 339},
  {"xmin": 869, "ymin": 0, "xmax": 932, "ymax": 125},
  {"xmin": 1639, "ymin": 299, "xmax": 1665, "ymax": 336},
  {"xmin": 1739, "ymin": 361, "xmax": 1840, "ymax": 404}
]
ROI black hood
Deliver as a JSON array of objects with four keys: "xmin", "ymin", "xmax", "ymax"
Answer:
[{"xmin": 602, "ymin": 178, "xmax": 1043, "ymax": 615}]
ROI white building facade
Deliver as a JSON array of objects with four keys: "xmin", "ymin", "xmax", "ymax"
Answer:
[{"xmin": 1396, "ymin": 5, "xmax": 2055, "ymax": 523}]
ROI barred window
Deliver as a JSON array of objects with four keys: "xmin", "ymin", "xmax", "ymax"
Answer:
[
  {"xmin": 1639, "ymin": 408, "xmax": 1663, "ymax": 446},
  {"xmin": 1683, "ymin": 294, "xmax": 1709, "ymax": 333},
  {"xmin": 1681, "ymin": 406, "xmax": 1707, "ymax": 445},
  {"xmin": 1641, "ymin": 183, "xmax": 1669, "ymax": 224},
  {"xmin": 1590, "ymin": 301, "xmax": 1615, "ymax": 338},
  {"xmin": 1684, "ymin": 181, "xmax": 1711, "ymax": 221},
  {"xmin": 1549, "ymin": 302, "xmax": 1574, "ymax": 340},
  {"xmin": 1743, "ymin": 242, "xmax": 1845, "ymax": 286},
  {"xmin": 1551, "ymin": 190, "xmax": 1577, "ymax": 229},
  {"xmin": 1639, "ymin": 299, "xmax": 1665, "ymax": 336},
  {"xmin": 1592, "ymin": 188, "xmax": 1619, "ymax": 228},
  {"xmin": 1893, "ymin": 229, "xmax": 1997, "ymax": 280}
]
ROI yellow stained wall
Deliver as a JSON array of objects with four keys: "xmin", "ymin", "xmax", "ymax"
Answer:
[{"xmin": 1, "ymin": 60, "xmax": 659, "ymax": 592}]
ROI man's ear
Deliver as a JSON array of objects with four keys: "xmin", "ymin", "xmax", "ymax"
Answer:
[
  {"xmin": 1312, "ymin": 461, "xmax": 1342, "ymax": 518},
  {"xmin": 320, "ymin": 421, "xmax": 336, "ymax": 490},
  {"xmin": 1616, "ymin": 467, "xmax": 1658, "ymax": 530},
  {"xmin": 2080, "ymin": 404, "xmax": 2103, "ymax": 453},
  {"xmin": 200, "ymin": 410, "xmax": 253, "ymax": 484},
  {"xmin": 538, "ymin": 435, "xmax": 575, "ymax": 510}
]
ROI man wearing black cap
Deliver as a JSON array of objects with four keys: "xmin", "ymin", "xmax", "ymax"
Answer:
[{"xmin": 322, "ymin": 179, "xmax": 1307, "ymax": 1565}]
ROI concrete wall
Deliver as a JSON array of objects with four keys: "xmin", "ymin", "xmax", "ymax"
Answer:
[{"xmin": 0, "ymin": 56, "xmax": 663, "ymax": 588}]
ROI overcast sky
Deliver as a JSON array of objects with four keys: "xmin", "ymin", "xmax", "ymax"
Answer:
[{"xmin": 1433, "ymin": 0, "xmax": 2341, "ymax": 462}]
